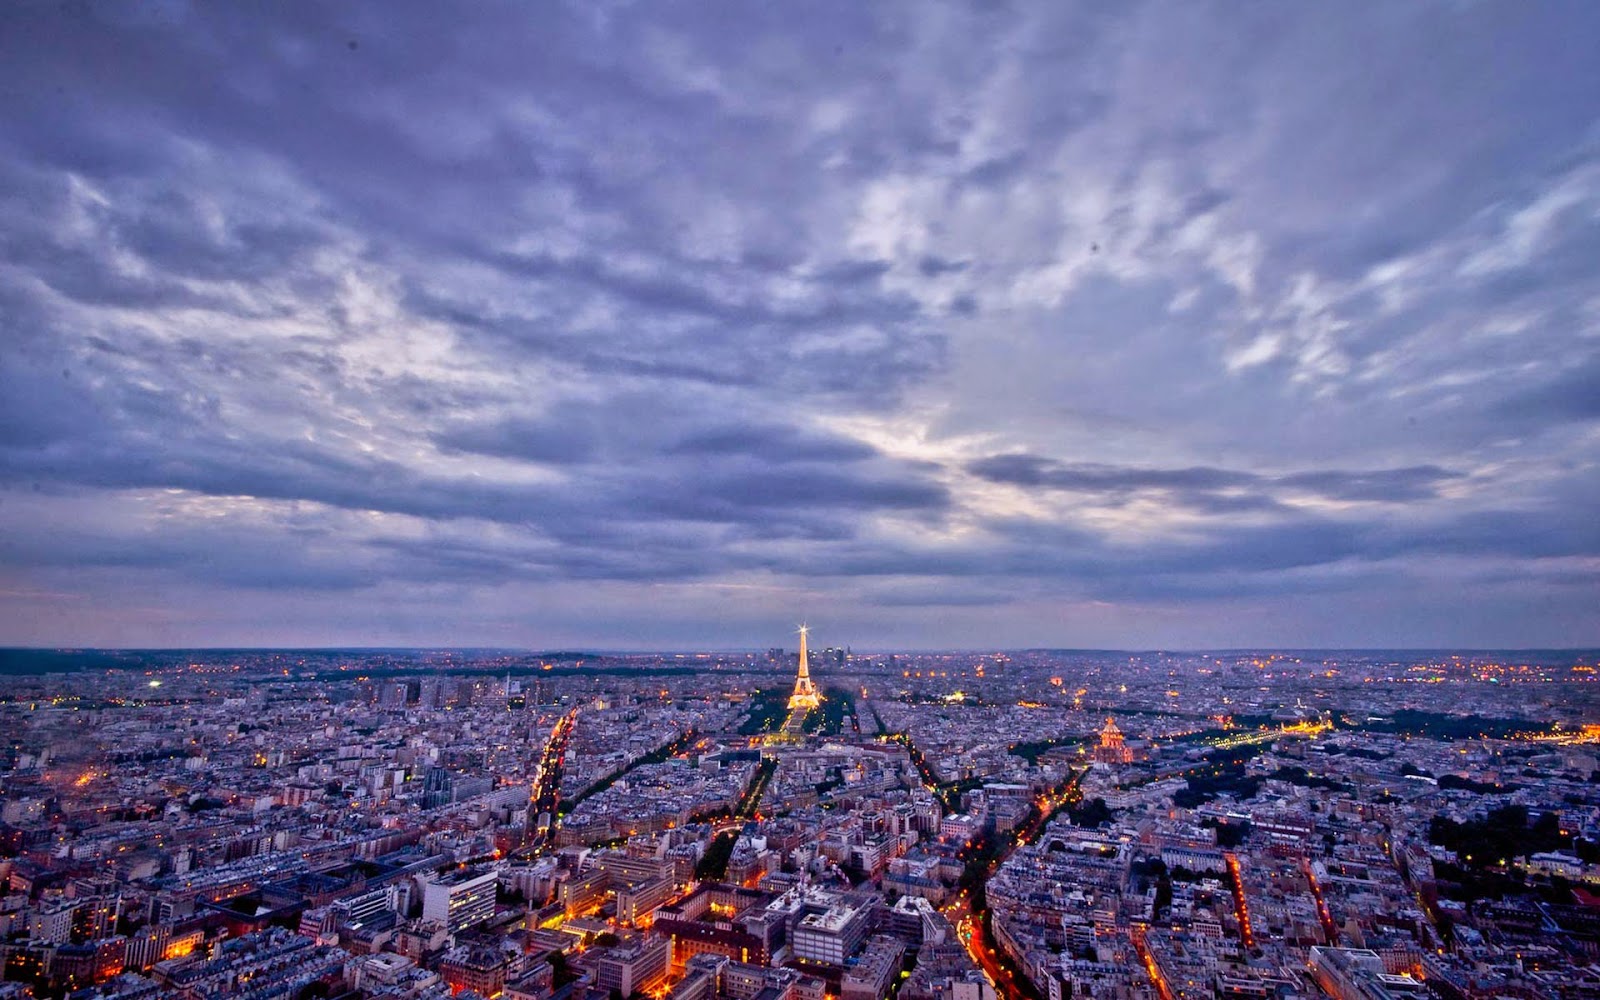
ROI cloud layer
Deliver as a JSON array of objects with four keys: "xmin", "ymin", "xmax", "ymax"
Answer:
[{"xmin": 1, "ymin": 1, "xmax": 1597, "ymax": 648}]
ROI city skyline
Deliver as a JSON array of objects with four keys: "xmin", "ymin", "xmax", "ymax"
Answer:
[
  {"xmin": 0, "ymin": 642, "xmax": 1593, "ymax": 999},
  {"xmin": 2, "ymin": 3, "xmax": 1597, "ymax": 649}
]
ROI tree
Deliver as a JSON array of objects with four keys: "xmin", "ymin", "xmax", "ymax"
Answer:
[{"xmin": 1067, "ymin": 797, "xmax": 1114, "ymax": 828}]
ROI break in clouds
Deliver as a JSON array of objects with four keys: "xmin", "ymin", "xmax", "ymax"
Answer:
[{"xmin": 0, "ymin": 2, "xmax": 1597, "ymax": 648}]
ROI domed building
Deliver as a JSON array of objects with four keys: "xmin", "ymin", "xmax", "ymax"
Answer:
[{"xmin": 1092, "ymin": 717, "xmax": 1134, "ymax": 766}]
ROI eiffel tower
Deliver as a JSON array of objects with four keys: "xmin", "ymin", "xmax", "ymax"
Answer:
[{"xmin": 787, "ymin": 624, "xmax": 821, "ymax": 710}]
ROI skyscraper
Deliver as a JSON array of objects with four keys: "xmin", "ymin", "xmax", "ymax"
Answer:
[
  {"xmin": 788, "ymin": 625, "xmax": 821, "ymax": 710},
  {"xmin": 420, "ymin": 869, "xmax": 497, "ymax": 932}
]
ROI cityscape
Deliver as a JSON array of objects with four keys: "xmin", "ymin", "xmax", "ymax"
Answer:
[
  {"xmin": 0, "ymin": 639, "xmax": 1597, "ymax": 1000},
  {"xmin": 3, "ymin": 3, "xmax": 1599, "ymax": 1000}
]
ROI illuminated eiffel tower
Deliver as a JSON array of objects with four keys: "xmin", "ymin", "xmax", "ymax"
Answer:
[{"xmin": 787, "ymin": 624, "xmax": 821, "ymax": 710}]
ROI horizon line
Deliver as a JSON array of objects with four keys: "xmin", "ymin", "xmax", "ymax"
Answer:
[{"xmin": 4, "ymin": 644, "xmax": 1597, "ymax": 655}]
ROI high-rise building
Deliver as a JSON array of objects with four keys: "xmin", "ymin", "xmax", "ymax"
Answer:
[
  {"xmin": 589, "ymin": 933, "xmax": 671, "ymax": 997},
  {"xmin": 788, "ymin": 625, "xmax": 821, "ymax": 711},
  {"xmin": 793, "ymin": 896, "xmax": 871, "ymax": 965},
  {"xmin": 420, "ymin": 869, "xmax": 497, "ymax": 933},
  {"xmin": 617, "ymin": 874, "xmax": 675, "ymax": 927}
]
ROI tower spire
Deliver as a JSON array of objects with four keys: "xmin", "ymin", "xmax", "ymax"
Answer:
[{"xmin": 788, "ymin": 623, "xmax": 820, "ymax": 710}]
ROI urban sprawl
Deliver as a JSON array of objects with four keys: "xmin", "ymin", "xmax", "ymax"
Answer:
[{"xmin": 0, "ymin": 639, "xmax": 1597, "ymax": 1000}]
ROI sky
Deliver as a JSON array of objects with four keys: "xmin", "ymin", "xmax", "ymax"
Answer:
[{"xmin": 0, "ymin": 1, "xmax": 1597, "ymax": 650}]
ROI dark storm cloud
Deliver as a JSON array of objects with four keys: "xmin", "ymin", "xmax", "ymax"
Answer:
[
  {"xmin": 0, "ymin": 524, "xmax": 386, "ymax": 592},
  {"xmin": 1490, "ymin": 354, "xmax": 1600, "ymax": 429},
  {"xmin": 0, "ymin": 0, "xmax": 1596, "ymax": 646},
  {"xmin": 1, "ymin": 401, "xmax": 945, "ymax": 537},
  {"xmin": 917, "ymin": 256, "xmax": 970, "ymax": 278},
  {"xmin": 668, "ymin": 425, "xmax": 878, "ymax": 463},
  {"xmin": 434, "ymin": 414, "xmax": 601, "ymax": 466},
  {"xmin": 1276, "ymin": 468, "xmax": 1463, "ymax": 504},
  {"xmin": 967, "ymin": 455, "xmax": 1250, "ymax": 492},
  {"xmin": 672, "ymin": 467, "xmax": 947, "ymax": 516},
  {"xmin": 966, "ymin": 454, "xmax": 1462, "ymax": 507}
]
